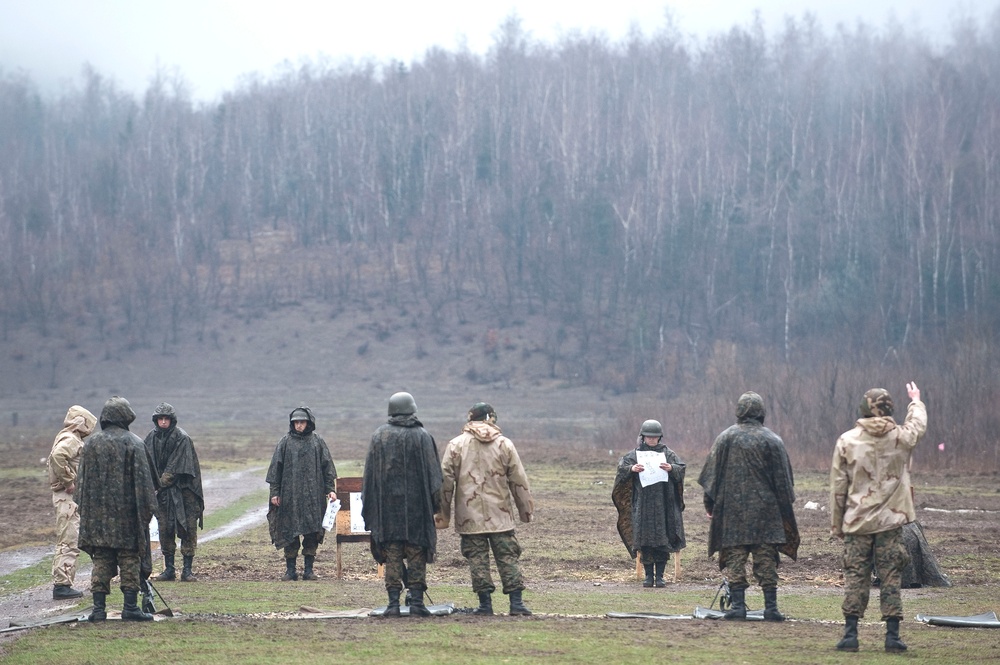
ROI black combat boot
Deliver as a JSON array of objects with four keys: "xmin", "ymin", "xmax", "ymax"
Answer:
[
  {"xmin": 53, "ymin": 584, "xmax": 84, "ymax": 599},
  {"xmin": 383, "ymin": 588, "xmax": 402, "ymax": 617},
  {"xmin": 181, "ymin": 555, "xmax": 198, "ymax": 582},
  {"xmin": 835, "ymin": 615, "xmax": 860, "ymax": 652},
  {"xmin": 885, "ymin": 617, "xmax": 907, "ymax": 652},
  {"xmin": 89, "ymin": 591, "xmax": 107, "ymax": 622},
  {"xmin": 509, "ymin": 590, "xmax": 532, "ymax": 616},
  {"xmin": 282, "ymin": 557, "xmax": 298, "ymax": 581},
  {"xmin": 121, "ymin": 589, "xmax": 154, "ymax": 621},
  {"xmin": 472, "ymin": 591, "xmax": 493, "ymax": 615},
  {"xmin": 408, "ymin": 589, "xmax": 432, "ymax": 617},
  {"xmin": 763, "ymin": 587, "xmax": 785, "ymax": 621},
  {"xmin": 301, "ymin": 555, "xmax": 318, "ymax": 580},
  {"xmin": 642, "ymin": 563, "xmax": 654, "ymax": 587},
  {"xmin": 155, "ymin": 553, "xmax": 176, "ymax": 581},
  {"xmin": 723, "ymin": 586, "xmax": 747, "ymax": 620},
  {"xmin": 654, "ymin": 561, "xmax": 667, "ymax": 588}
]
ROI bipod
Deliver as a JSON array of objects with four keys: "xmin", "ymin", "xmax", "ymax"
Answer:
[
  {"xmin": 710, "ymin": 578, "xmax": 732, "ymax": 612},
  {"xmin": 141, "ymin": 578, "xmax": 175, "ymax": 617}
]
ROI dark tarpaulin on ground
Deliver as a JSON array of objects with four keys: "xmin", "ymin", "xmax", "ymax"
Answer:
[{"xmin": 915, "ymin": 611, "xmax": 1000, "ymax": 628}]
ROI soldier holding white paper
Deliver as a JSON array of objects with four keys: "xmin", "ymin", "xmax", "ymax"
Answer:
[{"xmin": 613, "ymin": 420, "xmax": 686, "ymax": 588}]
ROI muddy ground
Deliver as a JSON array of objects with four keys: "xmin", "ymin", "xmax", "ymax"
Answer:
[{"xmin": 3, "ymin": 435, "xmax": 999, "ymax": 633}]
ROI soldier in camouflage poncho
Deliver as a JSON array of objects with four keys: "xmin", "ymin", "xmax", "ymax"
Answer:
[
  {"xmin": 362, "ymin": 392, "xmax": 442, "ymax": 617},
  {"xmin": 266, "ymin": 406, "xmax": 337, "ymax": 581},
  {"xmin": 75, "ymin": 396, "xmax": 157, "ymax": 622},
  {"xmin": 831, "ymin": 382, "xmax": 926, "ymax": 653},
  {"xmin": 439, "ymin": 402, "xmax": 534, "ymax": 616},
  {"xmin": 698, "ymin": 391, "xmax": 799, "ymax": 622},
  {"xmin": 144, "ymin": 402, "xmax": 204, "ymax": 582},
  {"xmin": 613, "ymin": 419, "xmax": 686, "ymax": 588}
]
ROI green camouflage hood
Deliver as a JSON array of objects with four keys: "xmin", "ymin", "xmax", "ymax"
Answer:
[
  {"xmin": 100, "ymin": 396, "xmax": 136, "ymax": 430},
  {"xmin": 735, "ymin": 392, "xmax": 766, "ymax": 424}
]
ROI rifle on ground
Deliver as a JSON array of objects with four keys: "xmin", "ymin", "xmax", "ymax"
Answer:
[
  {"xmin": 141, "ymin": 577, "xmax": 175, "ymax": 617},
  {"xmin": 710, "ymin": 577, "xmax": 732, "ymax": 612}
]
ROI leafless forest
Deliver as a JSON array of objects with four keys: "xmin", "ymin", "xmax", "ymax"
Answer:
[{"xmin": 1, "ymin": 15, "xmax": 998, "ymax": 469}]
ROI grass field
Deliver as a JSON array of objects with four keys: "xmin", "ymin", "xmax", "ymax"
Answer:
[{"xmin": 2, "ymin": 443, "xmax": 999, "ymax": 664}]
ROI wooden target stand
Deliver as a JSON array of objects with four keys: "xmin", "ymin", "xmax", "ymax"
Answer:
[
  {"xmin": 334, "ymin": 477, "xmax": 384, "ymax": 579},
  {"xmin": 635, "ymin": 551, "xmax": 682, "ymax": 582}
]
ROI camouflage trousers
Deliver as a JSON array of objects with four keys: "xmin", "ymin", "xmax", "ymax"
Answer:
[
  {"xmin": 89, "ymin": 547, "xmax": 141, "ymax": 594},
  {"xmin": 460, "ymin": 531, "xmax": 525, "ymax": 595},
  {"xmin": 383, "ymin": 541, "xmax": 427, "ymax": 591},
  {"xmin": 157, "ymin": 489, "xmax": 201, "ymax": 558},
  {"xmin": 283, "ymin": 532, "xmax": 322, "ymax": 559},
  {"xmin": 841, "ymin": 527, "xmax": 910, "ymax": 620},
  {"xmin": 51, "ymin": 491, "xmax": 81, "ymax": 587},
  {"xmin": 721, "ymin": 544, "xmax": 780, "ymax": 590}
]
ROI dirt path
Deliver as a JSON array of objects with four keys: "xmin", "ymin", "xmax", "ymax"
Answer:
[{"xmin": 0, "ymin": 466, "xmax": 267, "ymax": 629}]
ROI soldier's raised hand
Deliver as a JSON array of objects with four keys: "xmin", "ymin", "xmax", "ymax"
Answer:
[{"xmin": 906, "ymin": 382, "xmax": 920, "ymax": 401}]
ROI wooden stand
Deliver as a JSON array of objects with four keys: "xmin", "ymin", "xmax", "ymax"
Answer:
[
  {"xmin": 635, "ymin": 551, "xmax": 682, "ymax": 582},
  {"xmin": 334, "ymin": 477, "xmax": 379, "ymax": 579}
]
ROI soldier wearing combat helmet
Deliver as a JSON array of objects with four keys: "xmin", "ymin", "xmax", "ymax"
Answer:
[
  {"xmin": 613, "ymin": 419, "xmax": 686, "ymax": 588},
  {"xmin": 362, "ymin": 392, "xmax": 442, "ymax": 617}
]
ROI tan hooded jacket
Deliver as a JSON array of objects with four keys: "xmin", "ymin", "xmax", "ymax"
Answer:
[
  {"xmin": 47, "ymin": 405, "xmax": 98, "ymax": 493},
  {"xmin": 440, "ymin": 421, "xmax": 533, "ymax": 535},
  {"xmin": 830, "ymin": 399, "xmax": 927, "ymax": 536}
]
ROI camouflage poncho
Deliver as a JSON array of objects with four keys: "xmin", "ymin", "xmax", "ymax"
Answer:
[
  {"xmin": 76, "ymin": 397, "xmax": 157, "ymax": 556},
  {"xmin": 361, "ymin": 414, "xmax": 442, "ymax": 563},
  {"xmin": 144, "ymin": 402, "xmax": 204, "ymax": 531},
  {"xmin": 613, "ymin": 439, "xmax": 686, "ymax": 558},
  {"xmin": 698, "ymin": 392, "xmax": 799, "ymax": 565},
  {"xmin": 266, "ymin": 406, "xmax": 337, "ymax": 549}
]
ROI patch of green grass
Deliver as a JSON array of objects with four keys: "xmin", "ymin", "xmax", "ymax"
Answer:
[
  {"xmin": 4, "ymin": 600, "xmax": 999, "ymax": 665},
  {"xmin": 0, "ymin": 556, "xmax": 56, "ymax": 596},
  {"xmin": 0, "ymin": 467, "xmax": 45, "ymax": 480},
  {"xmin": 4, "ymin": 460, "xmax": 1000, "ymax": 664}
]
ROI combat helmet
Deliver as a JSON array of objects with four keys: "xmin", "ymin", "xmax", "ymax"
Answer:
[
  {"xmin": 639, "ymin": 419, "xmax": 663, "ymax": 437},
  {"xmin": 388, "ymin": 392, "xmax": 417, "ymax": 416}
]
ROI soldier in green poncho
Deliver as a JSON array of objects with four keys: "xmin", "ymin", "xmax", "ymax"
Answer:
[
  {"xmin": 266, "ymin": 406, "xmax": 337, "ymax": 581},
  {"xmin": 76, "ymin": 396, "xmax": 157, "ymax": 622}
]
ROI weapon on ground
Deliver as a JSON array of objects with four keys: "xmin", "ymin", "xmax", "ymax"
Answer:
[
  {"xmin": 710, "ymin": 578, "xmax": 732, "ymax": 612},
  {"xmin": 141, "ymin": 578, "xmax": 175, "ymax": 617}
]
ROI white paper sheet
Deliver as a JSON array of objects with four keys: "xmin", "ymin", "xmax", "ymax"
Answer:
[
  {"xmin": 350, "ymin": 492, "xmax": 367, "ymax": 533},
  {"xmin": 636, "ymin": 450, "xmax": 669, "ymax": 487}
]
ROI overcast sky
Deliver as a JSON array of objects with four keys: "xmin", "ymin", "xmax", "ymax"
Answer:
[{"xmin": 0, "ymin": 0, "xmax": 994, "ymax": 102}]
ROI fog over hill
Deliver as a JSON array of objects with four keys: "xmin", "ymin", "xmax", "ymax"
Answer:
[{"xmin": 2, "ymin": 16, "xmax": 999, "ymax": 470}]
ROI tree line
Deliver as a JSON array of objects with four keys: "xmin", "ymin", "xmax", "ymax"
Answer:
[{"xmin": 1, "ymin": 14, "xmax": 998, "ymax": 468}]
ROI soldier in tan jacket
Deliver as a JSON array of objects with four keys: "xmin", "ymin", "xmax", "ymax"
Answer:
[
  {"xmin": 47, "ymin": 405, "xmax": 97, "ymax": 599},
  {"xmin": 831, "ymin": 381, "xmax": 926, "ymax": 653},
  {"xmin": 438, "ymin": 403, "xmax": 534, "ymax": 616}
]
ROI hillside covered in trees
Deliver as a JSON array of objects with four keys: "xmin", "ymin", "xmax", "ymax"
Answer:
[{"xmin": 1, "ymin": 14, "xmax": 998, "ymax": 469}]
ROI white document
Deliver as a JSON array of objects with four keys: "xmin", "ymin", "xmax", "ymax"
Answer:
[
  {"xmin": 322, "ymin": 498, "xmax": 341, "ymax": 531},
  {"xmin": 636, "ymin": 450, "xmax": 669, "ymax": 487},
  {"xmin": 350, "ymin": 492, "xmax": 367, "ymax": 533},
  {"xmin": 149, "ymin": 515, "xmax": 160, "ymax": 543}
]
